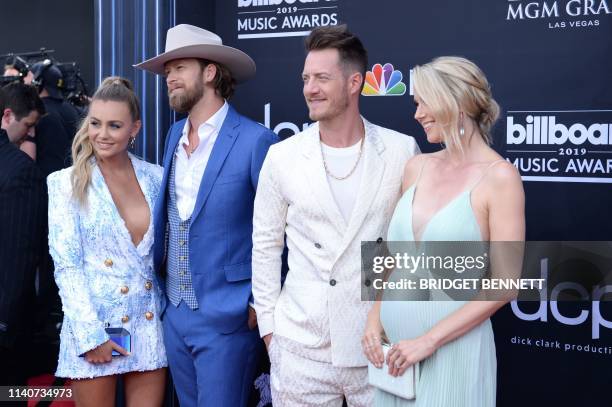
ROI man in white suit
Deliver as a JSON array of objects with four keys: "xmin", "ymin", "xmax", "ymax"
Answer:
[{"xmin": 252, "ymin": 25, "xmax": 419, "ymax": 406}]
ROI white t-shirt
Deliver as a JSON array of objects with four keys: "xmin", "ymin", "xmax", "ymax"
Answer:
[{"xmin": 320, "ymin": 140, "xmax": 364, "ymax": 223}]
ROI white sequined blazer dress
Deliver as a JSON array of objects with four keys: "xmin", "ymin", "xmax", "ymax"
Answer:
[{"xmin": 47, "ymin": 154, "xmax": 167, "ymax": 379}]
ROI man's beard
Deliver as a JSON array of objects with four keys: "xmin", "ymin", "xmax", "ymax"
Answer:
[
  {"xmin": 308, "ymin": 92, "xmax": 350, "ymax": 122},
  {"xmin": 169, "ymin": 79, "xmax": 205, "ymax": 114}
]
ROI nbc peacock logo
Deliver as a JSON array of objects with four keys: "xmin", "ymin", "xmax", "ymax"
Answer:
[{"xmin": 361, "ymin": 63, "xmax": 407, "ymax": 96}]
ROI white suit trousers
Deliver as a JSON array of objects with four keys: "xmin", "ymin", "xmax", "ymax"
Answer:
[{"xmin": 269, "ymin": 337, "xmax": 373, "ymax": 406}]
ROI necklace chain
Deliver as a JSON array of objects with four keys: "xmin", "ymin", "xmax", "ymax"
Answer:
[
  {"xmin": 320, "ymin": 136, "xmax": 365, "ymax": 181},
  {"xmin": 183, "ymin": 142, "xmax": 197, "ymax": 156}
]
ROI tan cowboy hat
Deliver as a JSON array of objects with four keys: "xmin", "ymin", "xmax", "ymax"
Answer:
[{"xmin": 134, "ymin": 24, "xmax": 256, "ymax": 82}]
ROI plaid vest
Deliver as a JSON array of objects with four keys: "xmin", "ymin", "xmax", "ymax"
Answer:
[{"xmin": 165, "ymin": 154, "xmax": 199, "ymax": 309}]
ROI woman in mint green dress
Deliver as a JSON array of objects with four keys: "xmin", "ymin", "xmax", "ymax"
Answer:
[{"xmin": 362, "ymin": 56, "xmax": 525, "ymax": 407}]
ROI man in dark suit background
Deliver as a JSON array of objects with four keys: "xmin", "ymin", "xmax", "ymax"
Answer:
[{"xmin": 0, "ymin": 82, "xmax": 46, "ymax": 386}]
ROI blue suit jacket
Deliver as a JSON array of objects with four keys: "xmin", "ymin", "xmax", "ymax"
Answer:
[{"xmin": 154, "ymin": 105, "xmax": 279, "ymax": 334}]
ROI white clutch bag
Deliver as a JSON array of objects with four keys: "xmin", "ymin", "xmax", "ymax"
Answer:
[{"xmin": 367, "ymin": 343, "xmax": 419, "ymax": 400}]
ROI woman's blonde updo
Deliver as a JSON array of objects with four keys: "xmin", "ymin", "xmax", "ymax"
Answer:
[
  {"xmin": 412, "ymin": 56, "xmax": 500, "ymax": 153},
  {"xmin": 71, "ymin": 76, "xmax": 141, "ymax": 206}
]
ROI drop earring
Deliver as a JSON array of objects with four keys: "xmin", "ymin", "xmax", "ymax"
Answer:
[
  {"xmin": 129, "ymin": 136, "xmax": 136, "ymax": 149},
  {"xmin": 459, "ymin": 112, "xmax": 465, "ymax": 137}
]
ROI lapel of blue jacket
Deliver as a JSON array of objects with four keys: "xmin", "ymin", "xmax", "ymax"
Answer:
[
  {"xmin": 155, "ymin": 120, "xmax": 184, "ymax": 228},
  {"xmin": 190, "ymin": 105, "xmax": 241, "ymax": 223},
  {"xmin": 154, "ymin": 121, "xmax": 185, "ymax": 268},
  {"xmin": 162, "ymin": 121, "xmax": 185, "ymax": 176}
]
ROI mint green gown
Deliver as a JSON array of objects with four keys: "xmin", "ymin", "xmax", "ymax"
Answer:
[{"xmin": 375, "ymin": 175, "xmax": 497, "ymax": 406}]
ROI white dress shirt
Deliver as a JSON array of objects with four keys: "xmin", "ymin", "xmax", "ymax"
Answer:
[{"xmin": 174, "ymin": 101, "xmax": 229, "ymax": 221}]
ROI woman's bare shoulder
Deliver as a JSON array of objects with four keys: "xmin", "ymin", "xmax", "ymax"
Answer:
[
  {"xmin": 402, "ymin": 153, "xmax": 432, "ymax": 187},
  {"xmin": 487, "ymin": 159, "xmax": 522, "ymax": 186}
]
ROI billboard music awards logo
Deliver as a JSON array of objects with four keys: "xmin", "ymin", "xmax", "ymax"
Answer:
[
  {"xmin": 505, "ymin": 0, "xmax": 611, "ymax": 29},
  {"xmin": 505, "ymin": 110, "xmax": 612, "ymax": 183},
  {"xmin": 236, "ymin": 0, "xmax": 339, "ymax": 39},
  {"xmin": 361, "ymin": 63, "xmax": 407, "ymax": 96}
]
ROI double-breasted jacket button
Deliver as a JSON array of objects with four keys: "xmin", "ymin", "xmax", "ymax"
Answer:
[
  {"xmin": 329, "ymin": 279, "xmax": 337, "ymax": 286},
  {"xmin": 376, "ymin": 237, "xmax": 383, "ymax": 244},
  {"xmin": 121, "ymin": 315, "xmax": 129, "ymax": 323},
  {"xmin": 120, "ymin": 286, "xmax": 129, "ymax": 294},
  {"xmin": 145, "ymin": 312, "xmax": 154, "ymax": 321},
  {"xmin": 104, "ymin": 258, "xmax": 114, "ymax": 267},
  {"xmin": 144, "ymin": 281, "xmax": 153, "ymax": 290},
  {"xmin": 314, "ymin": 243, "xmax": 322, "ymax": 249}
]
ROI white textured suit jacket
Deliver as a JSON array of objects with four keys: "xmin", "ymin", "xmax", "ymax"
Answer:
[{"xmin": 253, "ymin": 118, "xmax": 419, "ymax": 367}]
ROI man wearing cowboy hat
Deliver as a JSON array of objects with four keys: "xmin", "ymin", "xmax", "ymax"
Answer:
[{"xmin": 135, "ymin": 24, "xmax": 278, "ymax": 407}]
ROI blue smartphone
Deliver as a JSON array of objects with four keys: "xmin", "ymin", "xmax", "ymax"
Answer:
[{"xmin": 105, "ymin": 327, "xmax": 131, "ymax": 356}]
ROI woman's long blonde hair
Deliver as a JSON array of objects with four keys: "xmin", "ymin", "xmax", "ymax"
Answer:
[
  {"xmin": 71, "ymin": 76, "xmax": 141, "ymax": 206},
  {"xmin": 412, "ymin": 56, "xmax": 500, "ymax": 154}
]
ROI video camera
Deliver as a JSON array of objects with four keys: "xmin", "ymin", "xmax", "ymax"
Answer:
[
  {"xmin": 0, "ymin": 75, "xmax": 22, "ymax": 86},
  {"xmin": 55, "ymin": 61, "xmax": 90, "ymax": 109},
  {"xmin": 0, "ymin": 55, "xmax": 29, "ymax": 86},
  {"xmin": 1, "ymin": 48, "xmax": 90, "ymax": 110},
  {"xmin": 3, "ymin": 55, "xmax": 30, "ymax": 77}
]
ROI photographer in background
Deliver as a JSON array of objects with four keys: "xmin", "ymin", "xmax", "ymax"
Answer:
[
  {"xmin": 0, "ymin": 82, "xmax": 46, "ymax": 387},
  {"xmin": 30, "ymin": 59, "xmax": 80, "ymax": 173}
]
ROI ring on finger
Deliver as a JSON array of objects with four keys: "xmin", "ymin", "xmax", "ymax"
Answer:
[{"xmin": 394, "ymin": 356, "xmax": 404, "ymax": 368}]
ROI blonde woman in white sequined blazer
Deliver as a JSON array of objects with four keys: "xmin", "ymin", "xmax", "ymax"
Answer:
[{"xmin": 48, "ymin": 77, "xmax": 167, "ymax": 406}]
